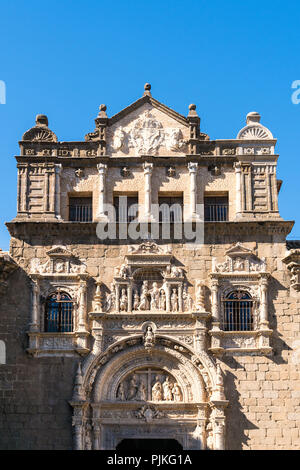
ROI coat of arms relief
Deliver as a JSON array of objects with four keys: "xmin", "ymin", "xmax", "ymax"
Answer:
[{"xmin": 109, "ymin": 110, "xmax": 187, "ymax": 155}]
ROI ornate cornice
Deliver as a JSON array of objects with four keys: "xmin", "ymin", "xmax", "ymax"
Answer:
[{"xmin": 5, "ymin": 220, "xmax": 294, "ymax": 241}]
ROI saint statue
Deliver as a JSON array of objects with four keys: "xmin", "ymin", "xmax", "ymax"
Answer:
[
  {"xmin": 159, "ymin": 289, "xmax": 166, "ymax": 311},
  {"xmin": 133, "ymin": 290, "xmax": 140, "ymax": 310},
  {"xmin": 138, "ymin": 381, "xmax": 147, "ymax": 401},
  {"xmin": 138, "ymin": 281, "xmax": 150, "ymax": 310},
  {"xmin": 150, "ymin": 282, "xmax": 160, "ymax": 310},
  {"xmin": 151, "ymin": 376, "xmax": 163, "ymax": 401},
  {"xmin": 128, "ymin": 374, "xmax": 139, "ymax": 400},
  {"xmin": 172, "ymin": 383, "xmax": 182, "ymax": 402},
  {"xmin": 171, "ymin": 288, "xmax": 178, "ymax": 312},
  {"xmin": 162, "ymin": 376, "xmax": 173, "ymax": 401},
  {"xmin": 117, "ymin": 382, "xmax": 126, "ymax": 401},
  {"xmin": 120, "ymin": 289, "xmax": 128, "ymax": 311}
]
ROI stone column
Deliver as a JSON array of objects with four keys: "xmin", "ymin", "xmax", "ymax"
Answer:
[
  {"xmin": 93, "ymin": 423, "xmax": 101, "ymax": 450},
  {"xmin": 77, "ymin": 280, "xmax": 87, "ymax": 332},
  {"xmin": 188, "ymin": 162, "xmax": 198, "ymax": 220},
  {"xmin": 213, "ymin": 420, "xmax": 226, "ymax": 450},
  {"xmin": 143, "ymin": 162, "xmax": 153, "ymax": 221},
  {"xmin": 115, "ymin": 284, "xmax": 120, "ymax": 312},
  {"xmin": 235, "ymin": 162, "xmax": 242, "ymax": 217},
  {"xmin": 30, "ymin": 280, "xmax": 40, "ymax": 332},
  {"xmin": 178, "ymin": 284, "xmax": 183, "ymax": 312},
  {"xmin": 211, "ymin": 278, "xmax": 220, "ymax": 328},
  {"xmin": 165, "ymin": 283, "xmax": 171, "ymax": 312},
  {"xmin": 260, "ymin": 275, "xmax": 269, "ymax": 329},
  {"xmin": 97, "ymin": 163, "xmax": 108, "ymax": 220},
  {"xmin": 271, "ymin": 168, "xmax": 279, "ymax": 212},
  {"xmin": 127, "ymin": 284, "xmax": 132, "ymax": 312}
]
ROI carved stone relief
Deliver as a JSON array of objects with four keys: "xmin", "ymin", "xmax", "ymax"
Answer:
[
  {"xmin": 116, "ymin": 368, "xmax": 183, "ymax": 403},
  {"xmin": 109, "ymin": 110, "xmax": 187, "ymax": 156}
]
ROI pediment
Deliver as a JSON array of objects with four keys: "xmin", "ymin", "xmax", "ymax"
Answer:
[
  {"xmin": 46, "ymin": 245, "xmax": 73, "ymax": 258},
  {"xmin": 225, "ymin": 243, "xmax": 254, "ymax": 258},
  {"xmin": 106, "ymin": 99, "xmax": 190, "ymax": 157}
]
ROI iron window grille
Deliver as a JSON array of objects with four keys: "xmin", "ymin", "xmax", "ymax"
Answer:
[
  {"xmin": 222, "ymin": 290, "xmax": 253, "ymax": 331},
  {"xmin": 45, "ymin": 290, "xmax": 74, "ymax": 332},
  {"xmin": 158, "ymin": 196, "xmax": 183, "ymax": 223},
  {"xmin": 204, "ymin": 196, "xmax": 228, "ymax": 221},
  {"xmin": 69, "ymin": 197, "xmax": 92, "ymax": 222},
  {"xmin": 114, "ymin": 196, "xmax": 139, "ymax": 222}
]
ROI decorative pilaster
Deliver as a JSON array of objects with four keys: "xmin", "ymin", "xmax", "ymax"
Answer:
[
  {"xmin": 234, "ymin": 162, "xmax": 242, "ymax": 217},
  {"xmin": 127, "ymin": 284, "xmax": 133, "ymax": 312},
  {"xmin": 55, "ymin": 164, "xmax": 62, "ymax": 219},
  {"xmin": 188, "ymin": 162, "xmax": 198, "ymax": 220},
  {"xmin": 143, "ymin": 162, "xmax": 153, "ymax": 221},
  {"xmin": 77, "ymin": 280, "xmax": 88, "ymax": 332},
  {"xmin": 30, "ymin": 280, "xmax": 40, "ymax": 332},
  {"xmin": 97, "ymin": 163, "xmax": 108, "ymax": 221},
  {"xmin": 259, "ymin": 274, "xmax": 269, "ymax": 329}
]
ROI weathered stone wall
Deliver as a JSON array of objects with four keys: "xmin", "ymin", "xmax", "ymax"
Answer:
[
  {"xmin": 0, "ymin": 267, "xmax": 77, "ymax": 450},
  {"xmin": 0, "ymin": 231, "xmax": 299, "ymax": 449}
]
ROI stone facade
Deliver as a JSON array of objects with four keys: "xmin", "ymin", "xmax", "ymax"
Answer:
[{"xmin": 0, "ymin": 84, "xmax": 299, "ymax": 450}]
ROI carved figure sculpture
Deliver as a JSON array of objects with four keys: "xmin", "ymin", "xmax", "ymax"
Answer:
[
  {"xmin": 106, "ymin": 283, "xmax": 116, "ymax": 312},
  {"xmin": 171, "ymin": 288, "xmax": 178, "ymax": 312},
  {"xmin": 119, "ymin": 289, "xmax": 128, "ymax": 312},
  {"xmin": 162, "ymin": 376, "xmax": 173, "ymax": 401},
  {"xmin": 152, "ymin": 376, "xmax": 163, "ymax": 401},
  {"xmin": 172, "ymin": 383, "xmax": 183, "ymax": 402},
  {"xmin": 112, "ymin": 128, "xmax": 126, "ymax": 151},
  {"xmin": 117, "ymin": 382, "xmax": 126, "ymax": 401},
  {"xmin": 159, "ymin": 289, "xmax": 166, "ymax": 311},
  {"xmin": 144, "ymin": 326, "xmax": 155, "ymax": 350},
  {"xmin": 150, "ymin": 282, "xmax": 160, "ymax": 310},
  {"xmin": 138, "ymin": 281, "xmax": 150, "ymax": 310},
  {"xmin": 138, "ymin": 381, "xmax": 147, "ymax": 401},
  {"xmin": 119, "ymin": 264, "xmax": 129, "ymax": 279},
  {"xmin": 133, "ymin": 291, "xmax": 140, "ymax": 310},
  {"xmin": 128, "ymin": 374, "xmax": 139, "ymax": 400}
]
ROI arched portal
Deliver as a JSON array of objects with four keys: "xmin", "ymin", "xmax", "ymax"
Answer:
[{"xmin": 70, "ymin": 336, "xmax": 228, "ymax": 450}]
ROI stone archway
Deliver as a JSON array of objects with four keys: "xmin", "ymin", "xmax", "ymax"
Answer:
[{"xmin": 70, "ymin": 335, "xmax": 228, "ymax": 450}]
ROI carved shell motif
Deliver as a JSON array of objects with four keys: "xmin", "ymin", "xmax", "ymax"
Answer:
[{"xmin": 239, "ymin": 126, "xmax": 271, "ymax": 140}]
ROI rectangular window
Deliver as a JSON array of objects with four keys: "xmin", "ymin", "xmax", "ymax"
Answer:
[
  {"xmin": 158, "ymin": 195, "xmax": 183, "ymax": 223},
  {"xmin": 69, "ymin": 197, "xmax": 93, "ymax": 222},
  {"xmin": 204, "ymin": 196, "xmax": 228, "ymax": 221},
  {"xmin": 114, "ymin": 194, "xmax": 138, "ymax": 222}
]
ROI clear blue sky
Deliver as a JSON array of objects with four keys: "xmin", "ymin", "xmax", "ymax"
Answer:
[{"xmin": 0, "ymin": 0, "xmax": 299, "ymax": 250}]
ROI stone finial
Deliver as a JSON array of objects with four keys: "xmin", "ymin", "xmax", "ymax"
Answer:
[
  {"xmin": 143, "ymin": 83, "xmax": 152, "ymax": 96},
  {"xmin": 35, "ymin": 114, "xmax": 49, "ymax": 127},
  {"xmin": 97, "ymin": 104, "xmax": 107, "ymax": 118},
  {"xmin": 188, "ymin": 103, "xmax": 198, "ymax": 117},
  {"xmin": 246, "ymin": 111, "xmax": 261, "ymax": 125},
  {"xmin": 72, "ymin": 362, "xmax": 85, "ymax": 401}
]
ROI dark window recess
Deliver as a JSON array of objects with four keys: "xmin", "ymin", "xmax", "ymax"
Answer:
[
  {"xmin": 69, "ymin": 197, "xmax": 92, "ymax": 222},
  {"xmin": 158, "ymin": 196, "xmax": 183, "ymax": 222},
  {"xmin": 114, "ymin": 196, "xmax": 138, "ymax": 222},
  {"xmin": 222, "ymin": 290, "xmax": 253, "ymax": 331},
  {"xmin": 45, "ymin": 291, "xmax": 74, "ymax": 332},
  {"xmin": 204, "ymin": 196, "xmax": 228, "ymax": 221}
]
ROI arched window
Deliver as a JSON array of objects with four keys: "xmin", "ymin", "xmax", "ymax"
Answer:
[
  {"xmin": 222, "ymin": 290, "xmax": 253, "ymax": 331},
  {"xmin": 45, "ymin": 291, "xmax": 74, "ymax": 332}
]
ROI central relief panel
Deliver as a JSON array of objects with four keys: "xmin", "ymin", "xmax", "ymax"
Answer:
[{"xmin": 116, "ymin": 367, "xmax": 183, "ymax": 402}]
